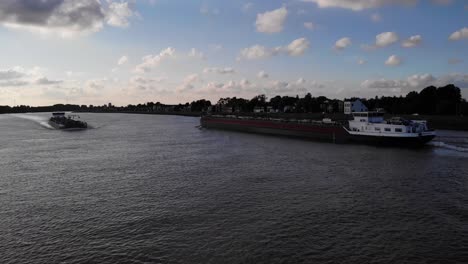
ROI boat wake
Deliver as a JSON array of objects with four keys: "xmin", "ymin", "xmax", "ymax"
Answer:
[
  {"xmin": 429, "ymin": 141, "xmax": 468, "ymax": 153},
  {"xmin": 12, "ymin": 114, "xmax": 55, "ymax": 129}
]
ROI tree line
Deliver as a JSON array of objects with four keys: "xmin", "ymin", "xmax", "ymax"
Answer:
[{"xmin": 1, "ymin": 84, "xmax": 467, "ymax": 116}]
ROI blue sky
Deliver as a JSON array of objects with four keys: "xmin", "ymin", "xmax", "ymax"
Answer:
[{"xmin": 0, "ymin": 0, "xmax": 466, "ymax": 106}]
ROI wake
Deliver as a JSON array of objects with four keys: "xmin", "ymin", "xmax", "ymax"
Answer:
[
  {"xmin": 12, "ymin": 114, "xmax": 55, "ymax": 129},
  {"xmin": 429, "ymin": 141, "xmax": 468, "ymax": 153}
]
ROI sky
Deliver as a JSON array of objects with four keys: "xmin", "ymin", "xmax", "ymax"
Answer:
[{"xmin": 0, "ymin": 0, "xmax": 466, "ymax": 106}]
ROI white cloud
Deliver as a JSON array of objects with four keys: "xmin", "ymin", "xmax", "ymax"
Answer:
[
  {"xmin": 302, "ymin": 0, "xmax": 418, "ymax": 11},
  {"xmin": 238, "ymin": 38, "xmax": 309, "ymax": 60},
  {"xmin": 188, "ymin": 48, "xmax": 205, "ymax": 59},
  {"xmin": 257, "ymin": 71, "xmax": 269, "ymax": 79},
  {"xmin": 106, "ymin": 1, "xmax": 135, "ymax": 28},
  {"xmin": 117, "ymin": 55, "xmax": 128, "ymax": 65},
  {"xmin": 0, "ymin": 0, "xmax": 137, "ymax": 37},
  {"xmin": 177, "ymin": 73, "xmax": 201, "ymax": 92},
  {"xmin": 402, "ymin": 35, "xmax": 422, "ymax": 48},
  {"xmin": 239, "ymin": 45, "xmax": 274, "ymax": 60},
  {"xmin": 334, "ymin": 37, "xmax": 352, "ymax": 50},
  {"xmin": 255, "ymin": 7, "xmax": 288, "ymax": 33},
  {"xmin": 286, "ymin": 38, "xmax": 310, "ymax": 56},
  {"xmin": 134, "ymin": 47, "xmax": 176, "ymax": 73},
  {"xmin": 376, "ymin": 32, "xmax": 399, "ymax": 47},
  {"xmin": 358, "ymin": 59, "xmax": 367, "ymax": 65},
  {"xmin": 449, "ymin": 27, "xmax": 468, "ymax": 41},
  {"xmin": 385, "ymin": 55, "xmax": 402, "ymax": 66},
  {"xmin": 203, "ymin": 67, "xmax": 235, "ymax": 74},
  {"xmin": 304, "ymin": 22, "xmax": 315, "ymax": 30},
  {"xmin": 361, "ymin": 73, "xmax": 468, "ymax": 93}
]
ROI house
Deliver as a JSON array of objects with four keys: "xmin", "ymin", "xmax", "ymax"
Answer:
[
  {"xmin": 253, "ymin": 106, "xmax": 265, "ymax": 113},
  {"xmin": 283, "ymin": 105, "xmax": 294, "ymax": 113},
  {"xmin": 344, "ymin": 99, "xmax": 368, "ymax": 114}
]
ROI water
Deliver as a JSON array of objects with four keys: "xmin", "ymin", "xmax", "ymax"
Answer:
[{"xmin": 1, "ymin": 113, "xmax": 468, "ymax": 264}]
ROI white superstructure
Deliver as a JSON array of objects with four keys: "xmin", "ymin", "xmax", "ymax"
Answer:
[{"xmin": 346, "ymin": 112, "xmax": 436, "ymax": 138}]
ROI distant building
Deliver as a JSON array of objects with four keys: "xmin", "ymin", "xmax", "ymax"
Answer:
[
  {"xmin": 283, "ymin": 105, "xmax": 294, "ymax": 113},
  {"xmin": 253, "ymin": 106, "xmax": 265, "ymax": 113},
  {"xmin": 344, "ymin": 99, "xmax": 368, "ymax": 114},
  {"xmin": 266, "ymin": 106, "xmax": 277, "ymax": 113}
]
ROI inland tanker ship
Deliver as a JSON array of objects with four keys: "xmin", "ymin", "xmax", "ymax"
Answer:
[{"xmin": 200, "ymin": 111, "xmax": 436, "ymax": 146}]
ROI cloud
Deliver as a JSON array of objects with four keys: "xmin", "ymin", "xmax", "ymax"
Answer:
[
  {"xmin": 301, "ymin": 0, "xmax": 418, "ymax": 11},
  {"xmin": 0, "ymin": 80, "xmax": 29, "ymax": 87},
  {"xmin": 257, "ymin": 71, "xmax": 269, "ymax": 79},
  {"xmin": 106, "ymin": 1, "xmax": 135, "ymax": 28},
  {"xmin": 358, "ymin": 59, "xmax": 367, "ymax": 65},
  {"xmin": 203, "ymin": 67, "xmax": 235, "ymax": 74},
  {"xmin": 239, "ymin": 45, "xmax": 279, "ymax": 60},
  {"xmin": 376, "ymin": 32, "xmax": 399, "ymax": 47},
  {"xmin": 118, "ymin": 55, "xmax": 128, "ymax": 65},
  {"xmin": 266, "ymin": 78, "xmax": 325, "ymax": 95},
  {"xmin": 304, "ymin": 22, "xmax": 315, "ymax": 30},
  {"xmin": 385, "ymin": 55, "xmax": 402, "ymax": 66},
  {"xmin": 0, "ymin": 0, "xmax": 136, "ymax": 37},
  {"xmin": 130, "ymin": 76, "xmax": 166, "ymax": 91},
  {"xmin": 134, "ymin": 47, "xmax": 176, "ymax": 73},
  {"xmin": 449, "ymin": 27, "xmax": 468, "ymax": 41},
  {"xmin": 0, "ymin": 68, "xmax": 25, "ymax": 80},
  {"xmin": 255, "ymin": 6, "xmax": 288, "ymax": 33},
  {"xmin": 361, "ymin": 73, "xmax": 468, "ymax": 93},
  {"xmin": 402, "ymin": 35, "xmax": 422, "ymax": 48},
  {"xmin": 286, "ymin": 38, "xmax": 310, "ymax": 56},
  {"xmin": 238, "ymin": 38, "xmax": 309, "ymax": 60},
  {"xmin": 177, "ymin": 73, "xmax": 200, "ymax": 92},
  {"xmin": 334, "ymin": 37, "xmax": 352, "ymax": 50},
  {"xmin": 0, "ymin": 66, "xmax": 60, "ymax": 87},
  {"xmin": 35, "ymin": 77, "xmax": 63, "ymax": 85},
  {"xmin": 188, "ymin": 48, "xmax": 205, "ymax": 59}
]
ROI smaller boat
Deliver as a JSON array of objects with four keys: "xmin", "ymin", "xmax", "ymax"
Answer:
[{"xmin": 49, "ymin": 112, "xmax": 88, "ymax": 130}]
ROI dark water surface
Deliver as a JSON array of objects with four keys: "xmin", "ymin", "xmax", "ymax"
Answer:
[{"xmin": 1, "ymin": 113, "xmax": 468, "ymax": 264}]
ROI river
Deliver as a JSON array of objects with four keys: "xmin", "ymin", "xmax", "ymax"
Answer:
[{"xmin": 1, "ymin": 113, "xmax": 467, "ymax": 263}]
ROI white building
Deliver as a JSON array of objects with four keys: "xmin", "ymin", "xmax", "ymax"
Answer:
[{"xmin": 344, "ymin": 99, "xmax": 368, "ymax": 114}]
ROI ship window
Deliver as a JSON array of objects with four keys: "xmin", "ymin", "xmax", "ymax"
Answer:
[
  {"xmin": 384, "ymin": 128, "xmax": 391, "ymax": 132},
  {"xmin": 375, "ymin": 127, "xmax": 381, "ymax": 131},
  {"xmin": 395, "ymin": 128, "xmax": 403, "ymax": 132}
]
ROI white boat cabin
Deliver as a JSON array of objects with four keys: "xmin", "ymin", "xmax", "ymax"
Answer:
[{"xmin": 347, "ymin": 112, "xmax": 432, "ymax": 137}]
